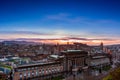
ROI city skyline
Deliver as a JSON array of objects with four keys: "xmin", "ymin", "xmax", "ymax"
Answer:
[{"xmin": 0, "ymin": 0, "xmax": 120, "ymax": 45}]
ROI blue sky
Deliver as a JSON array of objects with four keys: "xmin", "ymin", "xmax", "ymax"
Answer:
[{"xmin": 0, "ymin": 0, "xmax": 120, "ymax": 45}]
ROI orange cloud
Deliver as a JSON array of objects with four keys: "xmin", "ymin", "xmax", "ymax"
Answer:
[{"xmin": 0, "ymin": 31, "xmax": 119, "ymax": 45}]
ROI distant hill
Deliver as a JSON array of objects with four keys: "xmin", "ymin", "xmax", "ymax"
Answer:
[
  {"xmin": 105, "ymin": 44, "xmax": 120, "ymax": 47},
  {"xmin": 2, "ymin": 41, "xmax": 41, "ymax": 45}
]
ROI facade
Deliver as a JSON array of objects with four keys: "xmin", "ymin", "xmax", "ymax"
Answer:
[
  {"xmin": 86, "ymin": 53, "xmax": 112, "ymax": 68},
  {"xmin": 13, "ymin": 62, "xmax": 63, "ymax": 80},
  {"xmin": 0, "ymin": 73, "xmax": 7, "ymax": 79},
  {"xmin": 61, "ymin": 50, "xmax": 88, "ymax": 73}
]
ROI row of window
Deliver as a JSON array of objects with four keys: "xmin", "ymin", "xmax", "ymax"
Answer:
[
  {"xmin": 16, "ymin": 64, "xmax": 61, "ymax": 72},
  {"xmin": 19, "ymin": 66, "xmax": 63, "ymax": 79}
]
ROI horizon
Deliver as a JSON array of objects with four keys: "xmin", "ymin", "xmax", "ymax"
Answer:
[
  {"xmin": 0, "ymin": 0, "xmax": 120, "ymax": 45},
  {"xmin": 1, "ymin": 40, "xmax": 120, "ymax": 46}
]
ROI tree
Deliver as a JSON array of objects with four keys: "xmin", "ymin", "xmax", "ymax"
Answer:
[{"xmin": 110, "ymin": 67, "xmax": 120, "ymax": 80}]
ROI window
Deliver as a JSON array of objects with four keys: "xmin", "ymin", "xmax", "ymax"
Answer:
[
  {"xmin": 20, "ymin": 73, "xmax": 22, "ymax": 77},
  {"xmin": 42, "ymin": 70, "xmax": 44, "ymax": 75},
  {"xmin": 39, "ymin": 70, "xmax": 41, "ymax": 75},
  {"xmin": 28, "ymin": 68, "xmax": 30, "ymax": 70},
  {"xmin": 46, "ymin": 69, "xmax": 48, "ymax": 74},
  {"xmin": 32, "ymin": 71, "xmax": 34, "ymax": 76},
  {"xmin": 49, "ymin": 69, "xmax": 51, "ymax": 73},
  {"xmin": 36, "ymin": 71, "xmax": 38, "ymax": 76},
  {"xmin": 19, "ymin": 73, "xmax": 22, "ymax": 80},
  {"xmin": 52, "ymin": 68, "xmax": 55, "ymax": 73},
  {"xmin": 18, "ymin": 69, "xmax": 21, "ymax": 72},
  {"xmin": 32, "ymin": 67, "xmax": 34, "ymax": 70},
  {"xmin": 28, "ymin": 72, "xmax": 30, "ymax": 78},
  {"xmin": 35, "ymin": 67, "xmax": 38, "ymax": 69},
  {"xmin": 23, "ymin": 68, "xmax": 26, "ymax": 71},
  {"xmin": 24, "ymin": 72, "xmax": 26, "ymax": 79},
  {"xmin": 57, "ymin": 68, "xmax": 60, "ymax": 72}
]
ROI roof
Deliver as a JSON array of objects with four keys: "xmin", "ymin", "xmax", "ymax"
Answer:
[
  {"xmin": 92, "ymin": 56, "xmax": 106, "ymax": 59},
  {"xmin": 61, "ymin": 50, "xmax": 88, "ymax": 55},
  {"xmin": 50, "ymin": 55, "xmax": 59, "ymax": 59},
  {"xmin": 15, "ymin": 61, "xmax": 60, "ymax": 69},
  {"xmin": 61, "ymin": 50, "xmax": 83, "ymax": 53}
]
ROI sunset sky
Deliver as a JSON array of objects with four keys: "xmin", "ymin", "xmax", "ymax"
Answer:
[{"xmin": 0, "ymin": 0, "xmax": 120, "ymax": 45}]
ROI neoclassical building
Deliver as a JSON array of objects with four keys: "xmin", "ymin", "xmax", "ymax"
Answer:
[
  {"xmin": 12, "ymin": 62, "xmax": 63, "ymax": 80},
  {"xmin": 61, "ymin": 50, "xmax": 88, "ymax": 73},
  {"xmin": 86, "ymin": 53, "xmax": 112, "ymax": 68}
]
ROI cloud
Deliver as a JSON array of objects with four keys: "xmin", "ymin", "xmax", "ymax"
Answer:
[
  {"xmin": 45, "ymin": 13, "xmax": 83, "ymax": 23},
  {"xmin": 0, "ymin": 32, "xmax": 117, "ymax": 45},
  {"xmin": 0, "ymin": 30, "xmax": 115, "ymax": 41},
  {"xmin": 13, "ymin": 36, "xmax": 114, "ymax": 42},
  {"xmin": 46, "ymin": 13, "xmax": 69, "ymax": 20},
  {"xmin": 0, "ymin": 31, "xmax": 54, "ymax": 35},
  {"xmin": 9, "ymin": 36, "xmax": 116, "ymax": 45},
  {"xmin": 44, "ymin": 13, "xmax": 120, "ymax": 38},
  {"xmin": 45, "ymin": 13, "xmax": 120, "ymax": 27}
]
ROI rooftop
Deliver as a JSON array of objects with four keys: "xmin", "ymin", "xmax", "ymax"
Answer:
[
  {"xmin": 61, "ymin": 50, "xmax": 83, "ymax": 53},
  {"xmin": 15, "ymin": 61, "xmax": 60, "ymax": 68},
  {"xmin": 92, "ymin": 56, "xmax": 106, "ymax": 59}
]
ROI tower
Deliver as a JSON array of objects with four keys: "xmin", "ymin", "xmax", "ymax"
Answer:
[{"xmin": 100, "ymin": 42, "xmax": 103, "ymax": 51}]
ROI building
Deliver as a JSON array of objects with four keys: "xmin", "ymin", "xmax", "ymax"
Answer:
[
  {"xmin": 8, "ymin": 49, "xmax": 113, "ymax": 80},
  {"xmin": 100, "ymin": 42, "xmax": 103, "ymax": 51},
  {"xmin": 0, "ymin": 72, "xmax": 7, "ymax": 80},
  {"xmin": 11, "ymin": 50, "xmax": 89, "ymax": 80},
  {"xmin": 86, "ymin": 53, "xmax": 112, "ymax": 69},
  {"xmin": 12, "ymin": 61, "xmax": 63, "ymax": 80},
  {"xmin": 61, "ymin": 50, "xmax": 88, "ymax": 73}
]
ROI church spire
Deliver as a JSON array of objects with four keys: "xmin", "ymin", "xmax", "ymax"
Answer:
[{"xmin": 100, "ymin": 42, "xmax": 103, "ymax": 51}]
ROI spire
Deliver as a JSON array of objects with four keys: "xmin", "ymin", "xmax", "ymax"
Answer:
[
  {"xmin": 67, "ymin": 41, "xmax": 69, "ymax": 45},
  {"xmin": 100, "ymin": 42, "xmax": 103, "ymax": 51}
]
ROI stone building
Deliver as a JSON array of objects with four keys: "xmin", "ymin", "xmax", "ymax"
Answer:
[
  {"xmin": 61, "ymin": 50, "xmax": 88, "ymax": 73},
  {"xmin": 12, "ymin": 62, "xmax": 63, "ymax": 80},
  {"xmin": 86, "ymin": 53, "xmax": 112, "ymax": 68}
]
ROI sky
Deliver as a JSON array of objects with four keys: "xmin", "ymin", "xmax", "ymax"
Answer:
[{"xmin": 0, "ymin": 0, "xmax": 120, "ymax": 45}]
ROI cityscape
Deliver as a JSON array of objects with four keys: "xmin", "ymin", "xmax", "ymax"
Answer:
[{"xmin": 0, "ymin": 0, "xmax": 120, "ymax": 80}]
